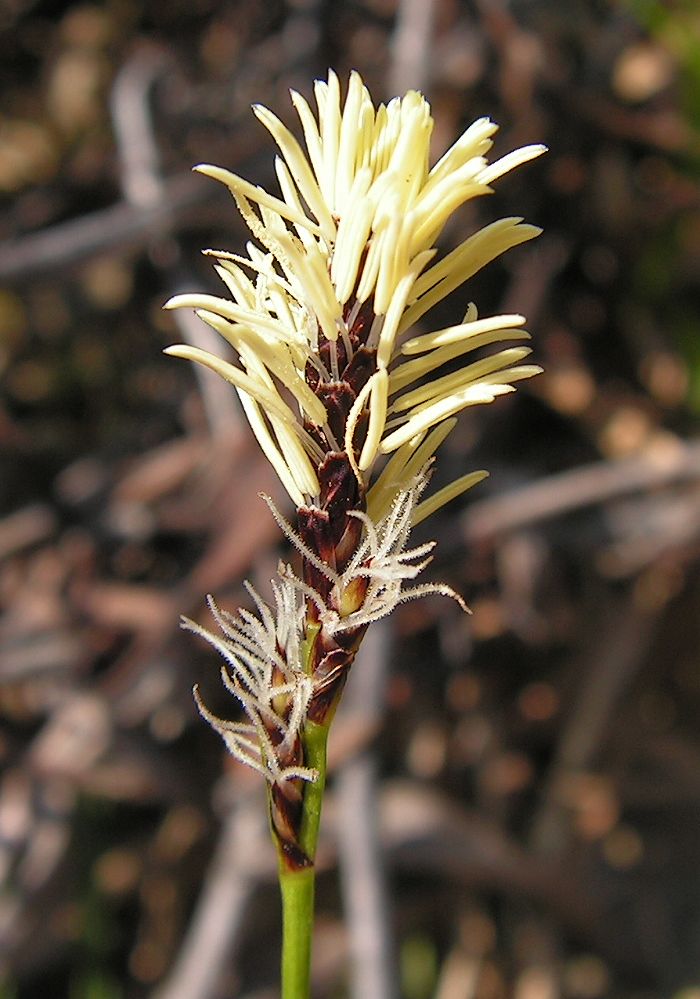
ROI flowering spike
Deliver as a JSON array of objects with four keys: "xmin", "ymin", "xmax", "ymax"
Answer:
[{"xmin": 169, "ymin": 74, "xmax": 544, "ymax": 871}]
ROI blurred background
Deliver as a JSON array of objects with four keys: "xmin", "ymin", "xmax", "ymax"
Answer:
[{"xmin": 2, "ymin": 1, "xmax": 700, "ymax": 997}]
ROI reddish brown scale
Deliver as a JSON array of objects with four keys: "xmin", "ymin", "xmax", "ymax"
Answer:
[
  {"xmin": 306, "ymin": 624, "xmax": 368, "ymax": 723},
  {"xmin": 305, "ymin": 343, "xmax": 377, "ymax": 455},
  {"xmin": 312, "ymin": 647, "xmax": 348, "ymax": 689},
  {"xmin": 319, "ymin": 335, "xmax": 348, "ymax": 375},
  {"xmin": 304, "ymin": 358, "xmax": 321, "ymax": 393},
  {"xmin": 307, "ymin": 650, "xmax": 350, "ymax": 723},
  {"xmin": 270, "ymin": 781, "xmax": 312, "ymax": 870},
  {"xmin": 317, "ymin": 465, "xmax": 364, "ymax": 573},
  {"xmin": 297, "ymin": 507, "xmax": 335, "ymax": 616},
  {"xmin": 270, "ymin": 756, "xmax": 302, "ymax": 808},
  {"xmin": 260, "ymin": 666, "xmax": 308, "ymax": 849},
  {"xmin": 343, "ymin": 295, "xmax": 375, "ymax": 345},
  {"xmin": 297, "ymin": 451, "xmax": 366, "ymax": 606},
  {"xmin": 333, "ymin": 518, "xmax": 364, "ymax": 570},
  {"xmin": 317, "ymin": 453, "xmax": 364, "ymax": 549},
  {"xmin": 325, "ymin": 621, "xmax": 368, "ymax": 655},
  {"xmin": 309, "ymin": 381, "xmax": 355, "ymax": 450},
  {"xmin": 266, "ymin": 720, "xmax": 306, "ymax": 773},
  {"xmin": 340, "ymin": 345, "xmax": 376, "ymax": 395},
  {"xmin": 277, "ymin": 837, "xmax": 313, "ymax": 870}
]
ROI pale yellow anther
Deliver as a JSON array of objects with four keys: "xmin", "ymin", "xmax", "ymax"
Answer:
[
  {"xmin": 195, "ymin": 164, "xmax": 322, "ymax": 238},
  {"xmin": 165, "ymin": 293, "xmax": 299, "ymax": 347},
  {"xmin": 409, "ymin": 176, "xmax": 489, "ymax": 256},
  {"xmin": 400, "ymin": 220, "xmax": 541, "ymax": 333},
  {"xmin": 376, "ymin": 250, "xmax": 434, "ymax": 369},
  {"xmin": 290, "ymin": 89, "xmax": 325, "ymax": 193},
  {"xmin": 212, "ymin": 261, "xmax": 256, "ymax": 306},
  {"xmin": 368, "ymin": 102, "xmax": 389, "ymax": 174},
  {"xmin": 366, "ymin": 434, "xmax": 426, "ymax": 522},
  {"xmin": 331, "ymin": 168, "xmax": 373, "ymax": 302},
  {"xmin": 275, "ymin": 159, "xmax": 319, "ymax": 252},
  {"xmin": 390, "ymin": 328, "xmax": 531, "ymax": 396},
  {"xmin": 344, "ymin": 375, "xmax": 374, "ymax": 486},
  {"xmin": 476, "ymin": 144, "xmax": 548, "ymax": 185},
  {"xmin": 268, "ymin": 413, "xmax": 321, "ymax": 497},
  {"xmin": 359, "ymin": 369, "xmax": 389, "ymax": 471},
  {"xmin": 298, "ymin": 237, "xmax": 343, "ymax": 340},
  {"xmin": 355, "ymin": 100, "xmax": 375, "ymax": 173},
  {"xmin": 235, "ymin": 392, "xmax": 306, "ymax": 508},
  {"xmin": 253, "ymin": 105, "xmax": 336, "ymax": 241},
  {"xmin": 165, "ymin": 344, "xmax": 299, "ymax": 426},
  {"xmin": 427, "ymin": 117, "xmax": 497, "ymax": 186},
  {"xmin": 201, "ymin": 311, "xmax": 327, "ymax": 425},
  {"xmin": 372, "ymin": 202, "xmax": 403, "ymax": 316},
  {"xmin": 401, "ymin": 314, "xmax": 528, "ymax": 355},
  {"xmin": 380, "ymin": 383, "xmax": 516, "ymax": 454},
  {"xmin": 477, "ymin": 364, "xmax": 544, "ymax": 386},
  {"xmin": 392, "ymin": 347, "xmax": 533, "ymax": 415},
  {"xmin": 317, "ymin": 71, "xmax": 341, "ymax": 209},
  {"xmin": 366, "ymin": 417, "xmax": 461, "ymax": 522},
  {"xmin": 355, "ymin": 229, "xmax": 383, "ymax": 305},
  {"xmin": 412, "ymin": 470, "xmax": 489, "ymax": 526},
  {"xmin": 335, "ymin": 71, "xmax": 367, "ymax": 213}
]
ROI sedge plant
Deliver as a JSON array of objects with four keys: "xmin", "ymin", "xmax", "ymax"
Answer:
[{"xmin": 165, "ymin": 70, "xmax": 545, "ymax": 999}]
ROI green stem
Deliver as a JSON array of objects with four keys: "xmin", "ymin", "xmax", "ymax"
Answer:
[
  {"xmin": 280, "ymin": 867, "xmax": 315, "ymax": 999},
  {"xmin": 278, "ymin": 720, "xmax": 329, "ymax": 999},
  {"xmin": 299, "ymin": 720, "xmax": 329, "ymax": 858}
]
